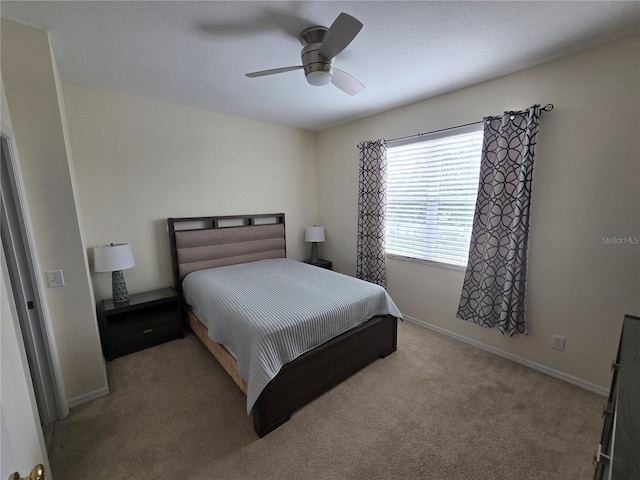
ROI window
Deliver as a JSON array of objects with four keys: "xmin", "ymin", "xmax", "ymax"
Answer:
[{"xmin": 386, "ymin": 124, "xmax": 483, "ymax": 269}]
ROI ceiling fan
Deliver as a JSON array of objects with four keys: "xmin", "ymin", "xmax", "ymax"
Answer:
[{"xmin": 245, "ymin": 12, "xmax": 365, "ymax": 96}]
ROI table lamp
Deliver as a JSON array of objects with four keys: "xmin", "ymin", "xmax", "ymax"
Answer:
[
  {"xmin": 305, "ymin": 226, "xmax": 325, "ymax": 264},
  {"xmin": 94, "ymin": 243, "xmax": 135, "ymax": 303}
]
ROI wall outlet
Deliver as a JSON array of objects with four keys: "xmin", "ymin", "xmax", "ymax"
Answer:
[
  {"xmin": 46, "ymin": 270, "xmax": 65, "ymax": 288},
  {"xmin": 551, "ymin": 335, "xmax": 566, "ymax": 351}
]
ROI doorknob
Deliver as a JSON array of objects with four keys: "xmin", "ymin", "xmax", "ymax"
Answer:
[{"xmin": 8, "ymin": 464, "xmax": 45, "ymax": 480}]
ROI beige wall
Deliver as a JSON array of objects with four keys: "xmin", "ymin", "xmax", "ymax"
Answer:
[
  {"xmin": 1, "ymin": 19, "xmax": 108, "ymax": 402},
  {"xmin": 316, "ymin": 35, "xmax": 640, "ymax": 390},
  {"xmin": 62, "ymin": 84, "xmax": 318, "ymax": 300}
]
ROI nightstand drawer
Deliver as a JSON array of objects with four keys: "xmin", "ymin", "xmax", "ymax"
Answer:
[
  {"xmin": 110, "ymin": 319, "xmax": 181, "ymax": 358},
  {"xmin": 109, "ymin": 312, "xmax": 180, "ymax": 340}
]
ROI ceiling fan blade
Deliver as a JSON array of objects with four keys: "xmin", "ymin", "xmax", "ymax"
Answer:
[
  {"xmin": 331, "ymin": 68, "xmax": 364, "ymax": 96},
  {"xmin": 319, "ymin": 13, "xmax": 363, "ymax": 60},
  {"xmin": 246, "ymin": 66, "xmax": 303, "ymax": 78}
]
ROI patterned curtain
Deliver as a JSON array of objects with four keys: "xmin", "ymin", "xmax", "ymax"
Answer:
[
  {"xmin": 357, "ymin": 139, "xmax": 387, "ymax": 287},
  {"xmin": 457, "ymin": 105, "xmax": 541, "ymax": 336}
]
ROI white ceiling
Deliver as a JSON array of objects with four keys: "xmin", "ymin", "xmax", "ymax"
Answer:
[{"xmin": 2, "ymin": 1, "xmax": 639, "ymax": 132}]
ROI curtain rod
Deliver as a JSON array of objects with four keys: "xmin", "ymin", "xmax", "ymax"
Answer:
[{"xmin": 385, "ymin": 104, "xmax": 554, "ymax": 144}]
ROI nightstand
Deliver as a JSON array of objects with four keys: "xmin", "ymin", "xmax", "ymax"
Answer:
[
  {"xmin": 303, "ymin": 259, "xmax": 332, "ymax": 270},
  {"xmin": 97, "ymin": 287, "xmax": 182, "ymax": 360}
]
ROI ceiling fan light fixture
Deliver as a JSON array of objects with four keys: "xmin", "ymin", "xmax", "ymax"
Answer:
[{"xmin": 306, "ymin": 70, "xmax": 332, "ymax": 86}]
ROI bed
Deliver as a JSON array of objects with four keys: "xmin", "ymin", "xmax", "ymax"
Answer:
[{"xmin": 168, "ymin": 213, "xmax": 400, "ymax": 437}]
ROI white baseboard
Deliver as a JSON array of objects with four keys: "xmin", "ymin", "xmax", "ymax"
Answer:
[
  {"xmin": 67, "ymin": 387, "xmax": 110, "ymax": 408},
  {"xmin": 403, "ymin": 315, "xmax": 609, "ymax": 397}
]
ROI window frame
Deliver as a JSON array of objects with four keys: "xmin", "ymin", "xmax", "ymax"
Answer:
[{"xmin": 385, "ymin": 123, "xmax": 484, "ymax": 271}]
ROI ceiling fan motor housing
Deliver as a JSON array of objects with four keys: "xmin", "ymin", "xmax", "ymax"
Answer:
[{"xmin": 300, "ymin": 27, "xmax": 333, "ymax": 86}]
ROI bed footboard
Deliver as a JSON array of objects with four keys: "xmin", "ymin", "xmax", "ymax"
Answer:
[{"xmin": 252, "ymin": 314, "xmax": 398, "ymax": 437}]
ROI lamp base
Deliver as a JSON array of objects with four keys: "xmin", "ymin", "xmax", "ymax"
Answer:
[
  {"xmin": 111, "ymin": 270, "xmax": 129, "ymax": 303},
  {"xmin": 310, "ymin": 242, "xmax": 319, "ymax": 264}
]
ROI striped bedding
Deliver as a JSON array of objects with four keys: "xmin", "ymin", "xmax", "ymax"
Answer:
[{"xmin": 182, "ymin": 258, "xmax": 402, "ymax": 413}]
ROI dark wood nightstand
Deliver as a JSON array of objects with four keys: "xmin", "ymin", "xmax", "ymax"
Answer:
[
  {"xmin": 97, "ymin": 287, "xmax": 182, "ymax": 360},
  {"xmin": 303, "ymin": 259, "xmax": 332, "ymax": 270}
]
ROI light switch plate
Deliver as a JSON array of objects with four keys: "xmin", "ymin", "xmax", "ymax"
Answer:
[{"xmin": 46, "ymin": 270, "xmax": 65, "ymax": 288}]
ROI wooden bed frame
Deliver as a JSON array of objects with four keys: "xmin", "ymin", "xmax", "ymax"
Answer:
[{"xmin": 167, "ymin": 213, "xmax": 398, "ymax": 437}]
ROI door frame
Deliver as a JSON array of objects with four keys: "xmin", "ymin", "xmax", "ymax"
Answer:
[{"xmin": 1, "ymin": 122, "xmax": 69, "ymax": 420}]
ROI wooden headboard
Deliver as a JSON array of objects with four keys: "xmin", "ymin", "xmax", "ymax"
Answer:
[{"xmin": 167, "ymin": 213, "xmax": 286, "ymax": 295}]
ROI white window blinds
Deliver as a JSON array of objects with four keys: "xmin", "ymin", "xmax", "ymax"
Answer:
[{"xmin": 386, "ymin": 124, "xmax": 484, "ymax": 268}]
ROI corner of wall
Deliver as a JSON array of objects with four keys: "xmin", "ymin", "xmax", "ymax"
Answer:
[{"xmin": 48, "ymin": 34, "xmax": 99, "ymax": 310}]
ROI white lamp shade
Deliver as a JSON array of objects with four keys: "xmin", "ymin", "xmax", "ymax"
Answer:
[
  {"xmin": 305, "ymin": 226, "xmax": 325, "ymax": 243},
  {"xmin": 94, "ymin": 243, "xmax": 135, "ymax": 272}
]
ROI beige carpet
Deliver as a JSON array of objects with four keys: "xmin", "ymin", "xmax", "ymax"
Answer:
[{"xmin": 49, "ymin": 321, "xmax": 603, "ymax": 479}]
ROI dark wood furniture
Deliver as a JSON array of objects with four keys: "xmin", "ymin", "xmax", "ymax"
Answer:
[
  {"xmin": 167, "ymin": 213, "xmax": 398, "ymax": 437},
  {"xmin": 97, "ymin": 287, "xmax": 182, "ymax": 361},
  {"xmin": 594, "ymin": 314, "xmax": 640, "ymax": 480},
  {"xmin": 303, "ymin": 258, "xmax": 332, "ymax": 270}
]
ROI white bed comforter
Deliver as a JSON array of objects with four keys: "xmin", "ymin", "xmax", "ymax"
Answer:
[{"xmin": 182, "ymin": 258, "xmax": 402, "ymax": 413}]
